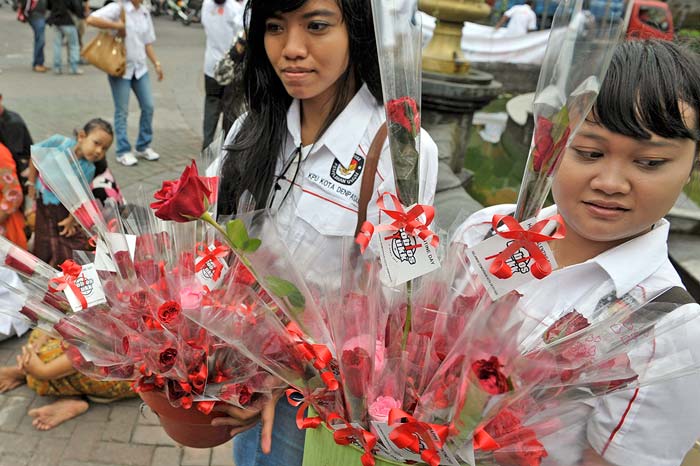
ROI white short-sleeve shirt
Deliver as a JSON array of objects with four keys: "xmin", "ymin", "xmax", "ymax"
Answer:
[
  {"xmin": 201, "ymin": 0, "xmax": 244, "ymax": 78},
  {"xmin": 454, "ymin": 204, "xmax": 700, "ymax": 466},
  {"xmin": 504, "ymin": 4, "xmax": 537, "ymax": 36},
  {"xmin": 215, "ymin": 83, "xmax": 439, "ymax": 258},
  {"xmin": 90, "ymin": 1, "xmax": 156, "ymax": 80}
]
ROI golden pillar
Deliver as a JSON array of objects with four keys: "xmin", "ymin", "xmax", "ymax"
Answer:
[{"xmin": 419, "ymin": 0, "xmax": 492, "ymax": 74}]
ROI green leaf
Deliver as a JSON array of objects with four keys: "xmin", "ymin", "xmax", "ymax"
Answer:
[
  {"xmin": 226, "ymin": 219, "xmax": 248, "ymax": 249},
  {"xmin": 264, "ymin": 276, "xmax": 306, "ymax": 316},
  {"xmin": 287, "ymin": 289, "xmax": 306, "ymax": 309},
  {"xmin": 243, "ymin": 238, "xmax": 262, "ymax": 253}
]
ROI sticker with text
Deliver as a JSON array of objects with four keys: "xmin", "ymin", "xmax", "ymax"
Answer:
[{"xmin": 378, "ymin": 228, "xmax": 440, "ymax": 286}]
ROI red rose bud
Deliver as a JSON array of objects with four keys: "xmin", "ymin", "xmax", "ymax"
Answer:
[
  {"xmin": 150, "ymin": 160, "xmax": 215, "ymax": 223},
  {"xmin": 472, "ymin": 356, "xmax": 510, "ymax": 395},
  {"xmin": 542, "ymin": 310, "xmax": 590, "ymax": 344},
  {"xmin": 387, "ymin": 96, "xmax": 420, "ymax": 137},
  {"xmin": 340, "ymin": 347, "xmax": 371, "ymax": 398},
  {"xmin": 19, "ymin": 306, "xmax": 39, "ymax": 323},
  {"xmin": 157, "ymin": 300, "xmax": 182, "ymax": 326},
  {"xmin": 158, "ymin": 347, "xmax": 178, "ymax": 372},
  {"xmin": 72, "ymin": 200, "xmax": 100, "ymax": 231},
  {"xmin": 532, "ymin": 116, "xmax": 555, "ymax": 173},
  {"xmin": 4, "ymin": 253, "xmax": 37, "ymax": 277}
]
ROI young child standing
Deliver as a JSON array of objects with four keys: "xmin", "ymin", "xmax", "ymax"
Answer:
[
  {"xmin": 457, "ymin": 39, "xmax": 700, "ymax": 465},
  {"xmin": 28, "ymin": 118, "xmax": 113, "ymax": 267}
]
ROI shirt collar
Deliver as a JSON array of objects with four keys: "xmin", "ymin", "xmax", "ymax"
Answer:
[
  {"xmin": 536, "ymin": 204, "xmax": 670, "ymax": 297},
  {"xmin": 124, "ymin": 1, "xmax": 139, "ymax": 13},
  {"xmin": 285, "ymin": 83, "xmax": 378, "ymax": 168}
]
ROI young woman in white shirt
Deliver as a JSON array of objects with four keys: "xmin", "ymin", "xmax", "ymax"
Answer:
[
  {"xmin": 210, "ymin": 0, "xmax": 439, "ymax": 465},
  {"xmin": 457, "ymin": 39, "xmax": 700, "ymax": 466}
]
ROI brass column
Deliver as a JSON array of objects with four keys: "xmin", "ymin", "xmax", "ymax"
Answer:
[{"xmin": 419, "ymin": 0, "xmax": 492, "ymax": 74}]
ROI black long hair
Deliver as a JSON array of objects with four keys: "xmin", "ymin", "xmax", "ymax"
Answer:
[
  {"xmin": 591, "ymin": 39, "xmax": 700, "ymax": 150},
  {"xmin": 218, "ymin": 0, "xmax": 382, "ymax": 215}
]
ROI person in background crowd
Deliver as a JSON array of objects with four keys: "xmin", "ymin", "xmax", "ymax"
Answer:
[
  {"xmin": 494, "ymin": 0, "xmax": 537, "ymax": 36},
  {"xmin": 47, "ymin": 0, "xmax": 84, "ymax": 75},
  {"xmin": 0, "ymin": 143, "xmax": 27, "ymax": 249},
  {"xmin": 201, "ymin": 0, "xmax": 244, "ymax": 150},
  {"xmin": 19, "ymin": 0, "xmax": 50, "ymax": 72},
  {"xmin": 87, "ymin": 0, "xmax": 164, "ymax": 167},
  {"xmin": 0, "ymin": 93, "xmax": 33, "ymax": 190}
]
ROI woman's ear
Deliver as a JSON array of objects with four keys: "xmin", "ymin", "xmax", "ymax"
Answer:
[{"xmin": 76, "ymin": 129, "xmax": 87, "ymax": 142}]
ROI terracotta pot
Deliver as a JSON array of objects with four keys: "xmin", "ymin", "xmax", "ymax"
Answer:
[{"xmin": 138, "ymin": 391, "xmax": 234, "ymax": 448}]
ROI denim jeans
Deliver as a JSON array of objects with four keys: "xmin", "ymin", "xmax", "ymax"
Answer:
[
  {"xmin": 52, "ymin": 25, "xmax": 79, "ymax": 73},
  {"xmin": 29, "ymin": 16, "xmax": 46, "ymax": 67},
  {"xmin": 107, "ymin": 73, "xmax": 155, "ymax": 156},
  {"xmin": 233, "ymin": 398, "xmax": 306, "ymax": 466}
]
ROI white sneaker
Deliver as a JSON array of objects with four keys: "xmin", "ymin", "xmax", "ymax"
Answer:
[
  {"xmin": 135, "ymin": 147, "xmax": 160, "ymax": 161},
  {"xmin": 116, "ymin": 152, "xmax": 138, "ymax": 166}
]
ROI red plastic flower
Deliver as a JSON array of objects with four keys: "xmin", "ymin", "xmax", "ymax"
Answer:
[
  {"xmin": 220, "ymin": 383, "xmax": 253, "ymax": 406},
  {"xmin": 233, "ymin": 261, "xmax": 256, "ymax": 287},
  {"xmin": 157, "ymin": 300, "xmax": 182, "ymax": 326},
  {"xmin": 532, "ymin": 116, "xmax": 571, "ymax": 175},
  {"xmin": 472, "ymin": 356, "xmax": 510, "ymax": 395},
  {"xmin": 150, "ymin": 160, "xmax": 214, "ymax": 223},
  {"xmin": 485, "ymin": 408, "xmax": 523, "ymax": 439},
  {"xmin": 340, "ymin": 347, "xmax": 371, "ymax": 398},
  {"xmin": 543, "ymin": 310, "xmax": 590, "ymax": 344},
  {"xmin": 158, "ymin": 347, "xmax": 178, "ymax": 372},
  {"xmin": 493, "ymin": 428, "xmax": 548, "ymax": 466},
  {"xmin": 387, "ymin": 96, "xmax": 420, "ymax": 137}
]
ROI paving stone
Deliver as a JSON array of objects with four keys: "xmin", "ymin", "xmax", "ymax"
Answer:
[
  {"xmin": 0, "ymin": 396, "xmax": 32, "ymax": 432},
  {"xmin": 102, "ymin": 403, "xmax": 138, "ymax": 443},
  {"xmin": 131, "ymin": 425, "xmax": 177, "ymax": 447},
  {"xmin": 0, "ymin": 432, "xmax": 40, "ymax": 458},
  {"xmin": 150, "ymin": 446, "xmax": 182, "ymax": 466},
  {"xmin": 79, "ymin": 403, "xmax": 111, "ymax": 423},
  {"xmin": 136, "ymin": 405, "xmax": 161, "ymax": 426},
  {"xmin": 8, "ymin": 383, "xmax": 37, "ymax": 400},
  {"xmin": 180, "ymin": 447, "xmax": 211, "ymax": 466},
  {"xmin": 90, "ymin": 441, "xmax": 154, "ymax": 466},
  {"xmin": 210, "ymin": 441, "xmax": 234, "ymax": 466},
  {"xmin": 62, "ymin": 421, "xmax": 107, "ymax": 463},
  {"xmin": 0, "ymin": 454, "xmax": 30, "ymax": 466},
  {"xmin": 29, "ymin": 437, "xmax": 68, "ymax": 466}
]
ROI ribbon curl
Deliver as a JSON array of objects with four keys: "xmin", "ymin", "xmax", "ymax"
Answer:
[
  {"xmin": 486, "ymin": 214, "xmax": 566, "ymax": 280},
  {"xmin": 387, "ymin": 409, "xmax": 449, "ymax": 466},
  {"xmin": 286, "ymin": 322, "xmax": 338, "ymax": 390},
  {"xmin": 48, "ymin": 260, "xmax": 88, "ymax": 309},
  {"xmin": 286, "ymin": 389, "xmax": 323, "ymax": 430},
  {"xmin": 327, "ymin": 413, "xmax": 377, "ymax": 466},
  {"xmin": 355, "ymin": 192, "xmax": 439, "ymax": 254}
]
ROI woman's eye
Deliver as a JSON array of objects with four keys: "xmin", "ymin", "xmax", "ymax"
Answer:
[
  {"xmin": 636, "ymin": 159, "xmax": 667, "ymax": 169},
  {"xmin": 265, "ymin": 22, "xmax": 283, "ymax": 33},
  {"xmin": 308, "ymin": 21, "xmax": 329, "ymax": 32},
  {"xmin": 573, "ymin": 149, "xmax": 603, "ymax": 160}
]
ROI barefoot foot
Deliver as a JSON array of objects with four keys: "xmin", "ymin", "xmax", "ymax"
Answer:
[
  {"xmin": 0, "ymin": 366, "xmax": 25, "ymax": 393},
  {"xmin": 28, "ymin": 398, "xmax": 89, "ymax": 430}
]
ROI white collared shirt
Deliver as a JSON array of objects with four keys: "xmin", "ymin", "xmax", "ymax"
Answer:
[
  {"xmin": 201, "ymin": 0, "xmax": 244, "ymax": 78},
  {"xmin": 216, "ymin": 84, "xmax": 439, "ymax": 259},
  {"xmin": 91, "ymin": 1, "xmax": 156, "ymax": 80},
  {"xmin": 455, "ymin": 204, "xmax": 700, "ymax": 466}
]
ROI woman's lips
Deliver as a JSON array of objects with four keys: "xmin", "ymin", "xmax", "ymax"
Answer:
[{"xmin": 583, "ymin": 201, "xmax": 630, "ymax": 219}]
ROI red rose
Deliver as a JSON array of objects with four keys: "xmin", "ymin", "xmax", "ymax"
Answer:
[
  {"xmin": 72, "ymin": 200, "xmax": 100, "ymax": 231},
  {"xmin": 158, "ymin": 347, "xmax": 178, "ymax": 372},
  {"xmin": 472, "ymin": 356, "xmax": 510, "ymax": 395},
  {"xmin": 485, "ymin": 408, "xmax": 523, "ymax": 439},
  {"xmin": 340, "ymin": 347, "xmax": 371, "ymax": 398},
  {"xmin": 387, "ymin": 96, "xmax": 420, "ymax": 137},
  {"xmin": 129, "ymin": 290, "xmax": 153, "ymax": 312},
  {"xmin": 113, "ymin": 250, "xmax": 132, "ymax": 277},
  {"xmin": 492, "ymin": 428, "xmax": 548, "ymax": 466},
  {"xmin": 543, "ymin": 310, "xmax": 590, "ymax": 344},
  {"xmin": 220, "ymin": 383, "xmax": 253, "ymax": 406},
  {"xmin": 4, "ymin": 253, "xmax": 37, "ymax": 276},
  {"xmin": 150, "ymin": 160, "xmax": 215, "ymax": 223},
  {"xmin": 18, "ymin": 306, "xmax": 39, "ymax": 323},
  {"xmin": 233, "ymin": 261, "xmax": 256, "ymax": 286},
  {"xmin": 134, "ymin": 258, "xmax": 160, "ymax": 285},
  {"xmin": 532, "ymin": 117, "xmax": 554, "ymax": 172},
  {"xmin": 157, "ymin": 300, "xmax": 182, "ymax": 326}
]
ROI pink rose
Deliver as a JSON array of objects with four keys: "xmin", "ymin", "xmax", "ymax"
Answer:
[{"xmin": 368, "ymin": 396, "xmax": 402, "ymax": 423}]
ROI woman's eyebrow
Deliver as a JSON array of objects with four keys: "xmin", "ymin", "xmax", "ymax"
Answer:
[{"xmin": 301, "ymin": 9, "xmax": 337, "ymax": 19}]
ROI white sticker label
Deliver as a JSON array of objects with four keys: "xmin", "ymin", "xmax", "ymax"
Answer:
[
  {"xmin": 62, "ymin": 263, "xmax": 107, "ymax": 312},
  {"xmin": 465, "ymin": 217, "xmax": 557, "ymax": 301},
  {"xmin": 194, "ymin": 244, "xmax": 230, "ymax": 289},
  {"xmin": 94, "ymin": 233, "xmax": 137, "ymax": 272},
  {"xmin": 377, "ymin": 229, "xmax": 441, "ymax": 287}
]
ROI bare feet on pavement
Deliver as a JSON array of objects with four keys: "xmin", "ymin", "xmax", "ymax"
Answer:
[
  {"xmin": 28, "ymin": 398, "xmax": 89, "ymax": 430},
  {"xmin": 0, "ymin": 366, "xmax": 25, "ymax": 393}
]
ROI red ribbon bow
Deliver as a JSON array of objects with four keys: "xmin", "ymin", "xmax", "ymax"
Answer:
[
  {"xmin": 48, "ymin": 260, "xmax": 88, "ymax": 309},
  {"xmin": 387, "ymin": 409, "xmax": 449, "ymax": 466},
  {"xmin": 327, "ymin": 413, "xmax": 377, "ymax": 466},
  {"xmin": 486, "ymin": 214, "xmax": 566, "ymax": 280},
  {"xmin": 355, "ymin": 192, "xmax": 439, "ymax": 254},
  {"xmin": 286, "ymin": 389, "xmax": 324, "ymax": 430},
  {"xmin": 195, "ymin": 243, "xmax": 230, "ymax": 281},
  {"xmin": 286, "ymin": 322, "xmax": 338, "ymax": 390}
]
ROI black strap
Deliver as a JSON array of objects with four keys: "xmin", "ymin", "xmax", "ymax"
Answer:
[{"xmin": 650, "ymin": 286, "xmax": 695, "ymax": 307}]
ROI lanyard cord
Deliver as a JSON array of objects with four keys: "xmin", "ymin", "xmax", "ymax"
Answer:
[{"xmin": 268, "ymin": 143, "xmax": 303, "ymax": 210}]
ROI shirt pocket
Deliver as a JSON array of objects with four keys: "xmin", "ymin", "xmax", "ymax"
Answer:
[{"xmin": 294, "ymin": 188, "xmax": 359, "ymax": 237}]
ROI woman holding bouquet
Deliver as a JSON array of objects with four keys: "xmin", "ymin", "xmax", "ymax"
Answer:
[
  {"xmin": 457, "ymin": 39, "xmax": 700, "ymax": 466},
  {"xmin": 211, "ymin": 0, "xmax": 439, "ymax": 464}
]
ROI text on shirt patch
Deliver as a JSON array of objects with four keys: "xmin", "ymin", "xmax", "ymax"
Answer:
[{"xmin": 330, "ymin": 154, "xmax": 364, "ymax": 185}]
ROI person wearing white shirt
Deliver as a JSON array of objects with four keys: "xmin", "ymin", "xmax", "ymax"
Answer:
[
  {"xmin": 209, "ymin": 1, "xmax": 438, "ymax": 465},
  {"xmin": 495, "ymin": 0, "xmax": 537, "ymax": 36},
  {"xmin": 455, "ymin": 39, "xmax": 700, "ymax": 465},
  {"xmin": 87, "ymin": 0, "xmax": 163, "ymax": 167},
  {"xmin": 201, "ymin": 0, "xmax": 244, "ymax": 150}
]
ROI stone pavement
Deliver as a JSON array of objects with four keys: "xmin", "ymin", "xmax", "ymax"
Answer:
[{"xmin": 0, "ymin": 8, "xmax": 236, "ymax": 466}]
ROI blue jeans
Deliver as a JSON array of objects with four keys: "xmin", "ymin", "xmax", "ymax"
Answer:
[
  {"xmin": 233, "ymin": 399, "xmax": 306, "ymax": 466},
  {"xmin": 52, "ymin": 25, "xmax": 79, "ymax": 72},
  {"xmin": 107, "ymin": 73, "xmax": 154, "ymax": 156},
  {"xmin": 29, "ymin": 16, "xmax": 46, "ymax": 67}
]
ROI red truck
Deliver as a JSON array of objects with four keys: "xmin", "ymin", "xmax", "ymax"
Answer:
[{"xmin": 625, "ymin": 0, "xmax": 675, "ymax": 40}]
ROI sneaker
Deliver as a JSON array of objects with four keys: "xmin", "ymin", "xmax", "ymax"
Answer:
[
  {"xmin": 116, "ymin": 152, "xmax": 138, "ymax": 166},
  {"xmin": 135, "ymin": 147, "xmax": 160, "ymax": 161},
  {"xmin": 33, "ymin": 65, "xmax": 48, "ymax": 73},
  {"xmin": 70, "ymin": 68, "xmax": 84, "ymax": 75}
]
